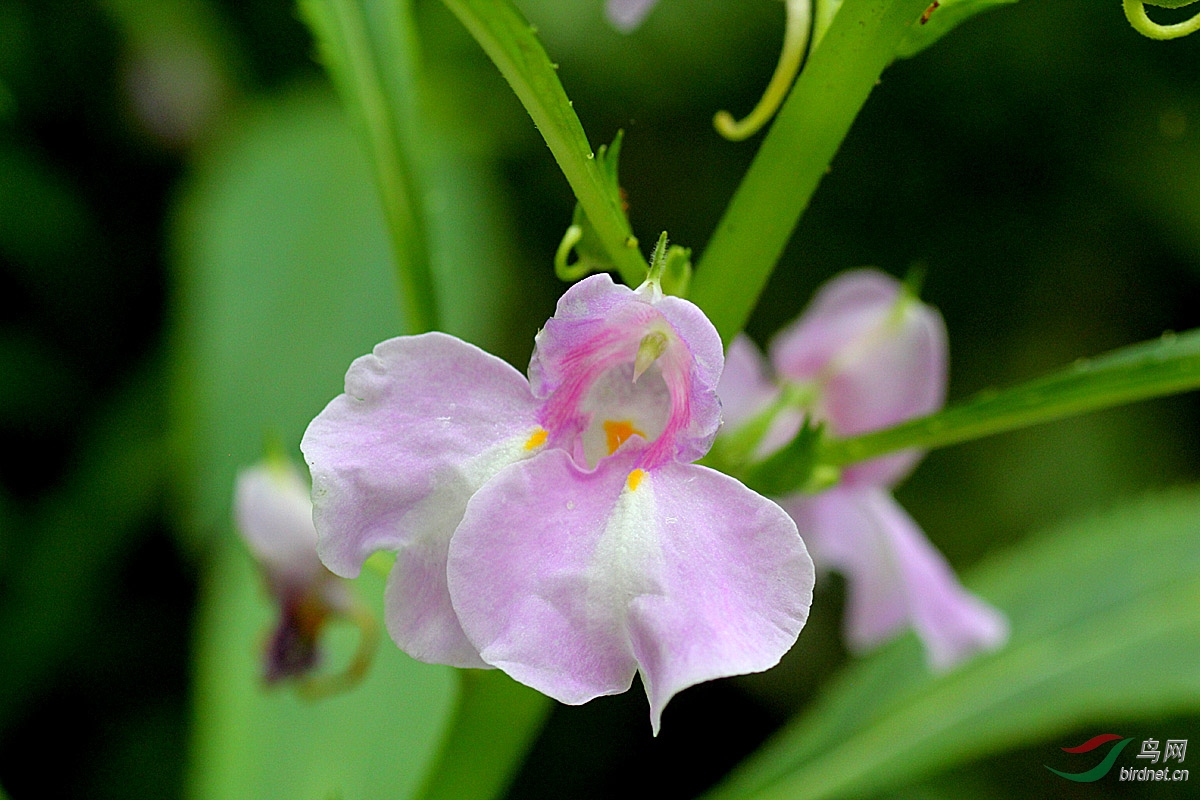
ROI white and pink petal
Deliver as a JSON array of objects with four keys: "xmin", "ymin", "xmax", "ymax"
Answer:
[
  {"xmin": 447, "ymin": 446, "xmax": 813, "ymax": 733},
  {"xmin": 301, "ymin": 332, "xmax": 546, "ymax": 667},
  {"xmin": 782, "ymin": 486, "xmax": 1007, "ymax": 671},
  {"xmin": 302, "ymin": 332, "xmax": 543, "ymax": 577}
]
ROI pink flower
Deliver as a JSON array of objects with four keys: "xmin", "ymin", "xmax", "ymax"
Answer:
[
  {"xmin": 302, "ymin": 274, "xmax": 813, "ymax": 731},
  {"xmin": 234, "ymin": 460, "xmax": 356, "ymax": 683},
  {"xmin": 718, "ymin": 269, "xmax": 1008, "ymax": 670}
]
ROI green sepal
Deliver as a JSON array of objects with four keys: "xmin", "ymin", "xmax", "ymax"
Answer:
[
  {"xmin": 660, "ymin": 244, "xmax": 693, "ymax": 298},
  {"xmin": 740, "ymin": 417, "xmax": 830, "ymax": 497},
  {"xmin": 1144, "ymin": 0, "xmax": 1199, "ymax": 8},
  {"xmin": 554, "ymin": 131, "xmax": 634, "ymax": 282}
]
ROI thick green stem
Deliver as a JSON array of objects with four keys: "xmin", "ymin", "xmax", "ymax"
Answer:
[
  {"xmin": 300, "ymin": 0, "xmax": 440, "ymax": 333},
  {"xmin": 690, "ymin": 0, "xmax": 930, "ymax": 344},
  {"xmin": 820, "ymin": 329, "xmax": 1200, "ymax": 468},
  {"xmin": 438, "ymin": 0, "xmax": 647, "ymax": 287}
]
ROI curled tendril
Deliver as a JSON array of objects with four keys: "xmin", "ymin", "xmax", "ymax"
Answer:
[
  {"xmin": 1124, "ymin": 0, "xmax": 1200, "ymax": 39},
  {"xmin": 714, "ymin": 0, "xmax": 813, "ymax": 142},
  {"xmin": 293, "ymin": 603, "xmax": 381, "ymax": 701},
  {"xmin": 555, "ymin": 224, "xmax": 593, "ymax": 281}
]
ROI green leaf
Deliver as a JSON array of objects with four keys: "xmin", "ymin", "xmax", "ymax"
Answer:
[
  {"xmin": 170, "ymin": 88, "xmax": 404, "ymax": 540},
  {"xmin": 707, "ymin": 489, "xmax": 1200, "ymax": 800},
  {"xmin": 437, "ymin": 0, "xmax": 647, "ymax": 287},
  {"xmin": 690, "ymin": 0, "xmax": 931, "ymax": 344},
  {"xmin": 895, "ymin": 0, "xmax": 1020, "ymax": 59},
  {"xmin": 189, "ymin": 538, "xmax": 458, "ymax": 800},
  {"xmin": 414, "ymin": 670, "xmax": 552, "ymax": 800},
  {"xmin": 819, "ymin": 327, "xmax": 1200, "ymax": 472}
]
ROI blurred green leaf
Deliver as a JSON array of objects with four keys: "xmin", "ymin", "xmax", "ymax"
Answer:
[
  {"xmin": 189, "ymin": 538, "xmax": 458, "ymax": 800},
  {"xmin": 0, "ymin": 139, "xmax": 108, "ymax": 313},
  {"xmin": 895, "ymin": 0, "xmax": 1020, "ymax": 59},
  {"xmin": 0, "ymin": 363, "xmax": 165, "ymax": 730},
  {"xmin": 414, "ymin": 670, "xmax": 552, "ymax": 800},
  {"xmin": 0, "ymin": 331, "xmax": 85, "ymax": 433},
  {"xmin": 708, "ymin": 488, "xmax": 1200, "ymax": 800},
  {"xmin": 0, "ymin": 79, "xmax": 12, "ymax": 120},
  {"xmin": 438, "ymin": 0, "xmax": 646, "ymax": 287},
  {"xmin": 170, "ymin": 87, "xmax": 403, "ymax": 540}
]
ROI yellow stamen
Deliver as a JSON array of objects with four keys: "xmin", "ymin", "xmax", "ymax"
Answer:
[
  {"xmin": 627, "ymin": 469, "xmax": 646, "ymax": 491},
  {"xmin": 713, "ymin": 0, "xmax": 812, "ymax": 141},
  {"xmin": 604, "ymin": 420, "xmax": 644, "ymax": 455},
  {"xmin": 524, "ymin": 427, "xmax": 548, "ymax": 450}
]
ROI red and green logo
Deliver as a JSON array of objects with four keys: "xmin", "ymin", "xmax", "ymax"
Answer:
[{"xmin": 1045, "ymin": 734, "xmax": 1134, "ymax": 782}]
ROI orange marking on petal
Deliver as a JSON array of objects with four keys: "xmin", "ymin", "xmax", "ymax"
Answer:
[
  {"xmin": 604, "ymin": 420, "xmax": 644, "ymax": 455},
  {"xmin": 524, "ymin": 427, "xmax": 548, "ymax": 450},
  {"xmin": 626, "ymin": 469, "xmax": 646, "ymax": 491}
]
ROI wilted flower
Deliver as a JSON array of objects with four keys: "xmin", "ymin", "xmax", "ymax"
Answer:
[
  {"xmin": 717, "ymin": 269, "xmax": 1008, "ymax": 670},
  {"xmin": 234, "ymin": 459, "xmax": 375, "ymax": 692},
  {"xmin": 303, "ymin": 272, "xmax": 814, "ymax": 731}
]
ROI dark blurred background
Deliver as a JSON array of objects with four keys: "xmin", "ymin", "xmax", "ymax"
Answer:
[{"xmin": 1, "ymin": 0, "xmax": 1198, "ymax": 797}]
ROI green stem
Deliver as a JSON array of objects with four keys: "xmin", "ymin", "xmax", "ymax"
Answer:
[
  {"xmin": 300, "ymin": 0, "xmax": 440, "ymax": 333},
  {"xmin": 690, "ymin": 0, "xmax": 930, "ymax": 344},
  {"xmin": 820, "ymin": 329, "xmax": 1200, "ymax": 468},
  {"xmin": 1124, "ymin": 0, "xmax": 1200, "ymax": 39},
  {"xmin": 437, "ymin": 0, "xmax": 647, "ymax": 287}
]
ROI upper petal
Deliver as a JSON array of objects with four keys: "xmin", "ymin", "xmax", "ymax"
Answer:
[
  {"xmin": 528, "ymin": 273, "xmax": 723, "ymax": 469},
  {"xmin": 301, "ymin": 332, "xmax": 541, "ymax": 578},
  {"xmin": 448, "ymin": 447, "xmax": 813, "ymax": 733},
  {"xmin": 783, "ymin": 486, "xmax": 1007, "ymax": 671}
]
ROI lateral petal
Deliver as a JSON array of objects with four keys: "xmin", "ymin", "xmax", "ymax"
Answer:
[
  {"xmin": 384, "ymin": 532, "xmax": 489, "ymax": 668},
  {"xmin": 628, "ymin": 462, "xmax": 813, "ymax": 734},
  {"xmin": 448, "ymin": 450, "xmax": 813, "ymax": 733},
  {"xmin": 783, "ymin": 486, "xmax": 1007, "ymax": 671},
  {"xmin": 301, "ymin": 332, "xmax": 541, "ymax": 666},
  {"xmin": 302, "ymin": 332, "xmax": 542, "ymax": 577}
]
